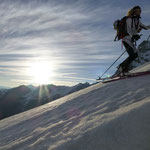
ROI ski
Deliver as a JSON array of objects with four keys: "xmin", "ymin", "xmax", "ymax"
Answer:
[{"xmin": 97, "ymin": 71, "xmax": 150, "ymax": 83}]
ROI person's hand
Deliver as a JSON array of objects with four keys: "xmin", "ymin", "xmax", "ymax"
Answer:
[
  {"xmin": 132, "ymin": 34, "xmax": 140, "ymax": 41},
  {"xmin": 137, "ymin": 27, "xmax": 142, "ymax": 33}
]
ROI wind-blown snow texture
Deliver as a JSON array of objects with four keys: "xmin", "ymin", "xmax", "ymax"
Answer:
[{"xmin": 0, "ymin": 62, "xmax": 150, "ymax": 150}]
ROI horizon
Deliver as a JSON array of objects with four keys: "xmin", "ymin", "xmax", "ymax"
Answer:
[
  {"xmin": 0, "ymin": 0, "xmax": 150, "ymax": 87},
  {"xmin": 0, "ymin": 81, "xmax": 91, "ymax": 89}
]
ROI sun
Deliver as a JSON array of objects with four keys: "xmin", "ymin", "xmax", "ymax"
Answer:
[{"xmin": 27, "ymin": 61, "xmax": 53, "ymax": 85}]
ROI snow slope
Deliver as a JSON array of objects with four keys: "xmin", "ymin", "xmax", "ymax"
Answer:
[{"xmin": 1, "ymin": 63, "xmax": 150, "ymax": 150}]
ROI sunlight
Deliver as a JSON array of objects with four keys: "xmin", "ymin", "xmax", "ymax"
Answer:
[{"xmin": 27, "ymin": 61, "xmax": 53, "ymax": 85}]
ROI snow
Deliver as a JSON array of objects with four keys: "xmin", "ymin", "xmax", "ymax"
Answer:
[
  {"xmin": 1, "ymin": 63, "xmax": 150, "ymax": 150},
  {"xmin": 130, "ymin": 40, "xmax": 150, "ymax": 69}
]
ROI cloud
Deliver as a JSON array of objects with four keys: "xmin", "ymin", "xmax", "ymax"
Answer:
[{"xmin": 0, "ymin": 0, "xmax": 149, "ymax": 86}]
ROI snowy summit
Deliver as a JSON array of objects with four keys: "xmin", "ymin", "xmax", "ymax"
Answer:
[{"xmin": 0, "ymin": 62, "xmax": 150, "ymax": 150}]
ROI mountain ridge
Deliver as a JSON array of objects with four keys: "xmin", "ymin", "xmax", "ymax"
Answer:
[{"xmin": 0, "ymin": 82, "xmax": 90, "ymax": 120}]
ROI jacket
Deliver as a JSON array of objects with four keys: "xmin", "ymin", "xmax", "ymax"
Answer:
[{"xmin": 123, "ymin": 17, "xmax": 150, "ymax": 52}]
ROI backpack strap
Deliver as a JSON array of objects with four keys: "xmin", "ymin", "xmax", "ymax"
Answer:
[
  {"xmin": 114, "ymin": 34, "xmax": 118, "ymax": 41},
  {"xmin": 131, "ymin": 15, "xmax": 140, "ymax": 30}
]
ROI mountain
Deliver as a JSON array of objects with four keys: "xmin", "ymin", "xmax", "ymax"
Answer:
[
  {"xmin": 0, "ymin": 62, "xmax": 150, "ymax": 150},
  {"xmin": 0, "ymin": 85, "xmax": 31, "ymax": 119},
  {"xmin": 130, "ymin": 40, "xmax": 150, "ymax": 69},
  {"xmin": 67, "ymin": 82, "xmax": 90, "ymax": 94},
  {"xmin": 0, "ymin": 83, "xmax": 90, "ymax": 120}
]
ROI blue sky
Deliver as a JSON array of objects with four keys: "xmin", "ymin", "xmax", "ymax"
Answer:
[{"xmin": 0, "ymin": 0, "xmax": 150, "ymax": 87}]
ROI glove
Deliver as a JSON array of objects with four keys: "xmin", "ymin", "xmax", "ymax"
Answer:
[
  {"xmin": 137, "ymin": 27, "xmax": 142, "ymax": 33},
  {"xmin": 132, "ymin": 34, "xmax": 140, "ymax": 41}
]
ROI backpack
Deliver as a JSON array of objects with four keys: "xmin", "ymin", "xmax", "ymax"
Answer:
[{"xmin": 113, "ymin": 16, "xmax": 130, "ymax": 41}]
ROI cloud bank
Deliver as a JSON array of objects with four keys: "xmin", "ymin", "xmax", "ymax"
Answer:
[{"xmin": 0, "ymin": 0, "xmax": 149, "ymax": 87}]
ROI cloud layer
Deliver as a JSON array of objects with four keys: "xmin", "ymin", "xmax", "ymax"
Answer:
[{"xmin": 0, "ymin": 0, "xmax": 149, "ymax": 87}]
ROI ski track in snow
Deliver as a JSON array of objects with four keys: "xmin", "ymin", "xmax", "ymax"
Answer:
[{"xmin": 1, "ymin": 63, "xmax": 150, "ymax": 150}]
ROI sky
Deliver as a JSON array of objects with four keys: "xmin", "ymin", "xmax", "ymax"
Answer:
[{"xmin": 0, "ymin": 0, "xmax": 150, "ymax": 87}]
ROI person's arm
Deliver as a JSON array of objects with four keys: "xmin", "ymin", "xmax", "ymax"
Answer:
[{"xmin": 139, "ymin": 21, "xmax": 150, "ymax": 30}]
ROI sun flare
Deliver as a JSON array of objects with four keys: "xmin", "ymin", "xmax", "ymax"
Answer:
[{"xmin": 27, "ymin": 61, "xmax": 53, "ymax": 85}]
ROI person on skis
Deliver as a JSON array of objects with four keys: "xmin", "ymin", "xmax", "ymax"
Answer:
[{"xmin": 118, "ymin": 6, "xmax": 150, "ymax": 74}]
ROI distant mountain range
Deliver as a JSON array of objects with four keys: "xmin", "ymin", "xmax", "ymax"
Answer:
[{"xmin": 0, "ymin": 83, "xmax": 90, "ymax": 120}]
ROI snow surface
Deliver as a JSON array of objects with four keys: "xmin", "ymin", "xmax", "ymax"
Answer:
[{"xmin": 1, "ymin": 63, "xmax": 150, "ymax": 150}]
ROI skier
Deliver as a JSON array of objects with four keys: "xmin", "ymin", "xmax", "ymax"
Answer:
[{"xmin": 118, "ymin": 6, "xmax": 150, "ymax": 74}]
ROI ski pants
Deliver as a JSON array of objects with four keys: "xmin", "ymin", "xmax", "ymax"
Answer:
[{"xmin": 120, "ymin": 41, "xmax": 138, "ymax": 70}]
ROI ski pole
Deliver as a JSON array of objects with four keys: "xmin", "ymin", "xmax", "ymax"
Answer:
[{"xmin": 100, "ymin": 50, "xmax": 126, "ymax": 78}]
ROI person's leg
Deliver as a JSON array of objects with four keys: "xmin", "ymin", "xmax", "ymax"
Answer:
[{"xmin": 119, "ymin": 42, "xmax": 138, "ymax": 72}]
